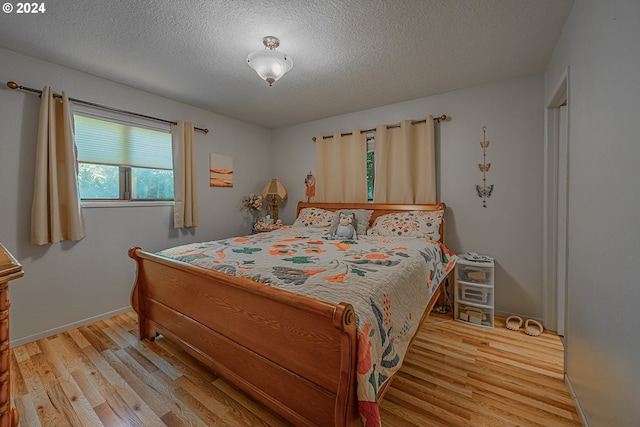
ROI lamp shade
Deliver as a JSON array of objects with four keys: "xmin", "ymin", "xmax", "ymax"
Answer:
[
  {"xmin": 247, "ymin": 36, "xmax": 293, "ymax": 86},
  {"xmin": 262, "ymin": 179, "xmax": 288, "ymax": 200}
]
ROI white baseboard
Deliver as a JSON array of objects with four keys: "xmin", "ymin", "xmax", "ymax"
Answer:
[
  {"xmin": 565, "ymin": 373, "xmax": 589, "ymax": 427},
  {"xmin": 10, "ymin": 306, "xmax": 133, "ymax": 347}
]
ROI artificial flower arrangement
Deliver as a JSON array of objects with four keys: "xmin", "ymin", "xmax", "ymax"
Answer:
[{"xmin": 240, "ymin": 193, "xmax": 263, "ymax": 212}]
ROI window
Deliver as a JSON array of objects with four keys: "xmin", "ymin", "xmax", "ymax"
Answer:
[
  {"xmin": 74, "ymin": 109, "xmax": 174, "ymax": 201},
  {"xmin": 367, "ymin": 136, "xmax": 375, "ymax": 201}
]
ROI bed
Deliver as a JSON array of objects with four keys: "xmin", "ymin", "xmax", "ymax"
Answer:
[{"xmin": 129, "ymin": 202, "xmax": 456, "ymax": 427}]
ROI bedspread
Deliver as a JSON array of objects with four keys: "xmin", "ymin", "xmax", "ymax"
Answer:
[{"xmin": 158, "ymin": 227, "xmax": 456, "ymax": 427}]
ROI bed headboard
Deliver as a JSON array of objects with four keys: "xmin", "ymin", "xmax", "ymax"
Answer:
[{"xmin": 296, "ymin": 201, "xmax": 447, "ymax": 243}]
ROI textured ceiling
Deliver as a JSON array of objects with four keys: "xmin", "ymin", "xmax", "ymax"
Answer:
[{"xmin": 0, "ymin": 0, "xmax": 573, "ymax": 128}]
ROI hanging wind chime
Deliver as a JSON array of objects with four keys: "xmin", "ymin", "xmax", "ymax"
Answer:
[{"xmin": 476, "ymin": 126, "xmax": 494, "ymax": 207}]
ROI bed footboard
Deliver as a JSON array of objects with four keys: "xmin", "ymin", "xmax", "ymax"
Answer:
[{"xmin": 129, "ymin": 247, "xmax": 360, "ymax": 427}]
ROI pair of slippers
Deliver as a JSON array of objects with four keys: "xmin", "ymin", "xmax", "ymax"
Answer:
[{"xmin": 506, "ymin": 315, "xmax": 544, "ymax": 336}]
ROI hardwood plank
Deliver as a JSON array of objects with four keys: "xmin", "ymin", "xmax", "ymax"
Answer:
[
  {"xmin": 9, "ymin": 311, "xmax": 581, "ymax": 426},
  {"xmin": 105, "ymin": 315, "xmax": 183, "ymax": 381},
  {"xmin": 122, "ymin": 346, "xmax": 160, "ymax": 375},
  {"xmin": 171, "ymin": 360, "xmax": 280, "ymax": 427},
  {"xmin": 108, "ymin": 348, "xmax": 208, "ymax": 427},
  {"xmin": 17, "ymin": 354, "xmax": 73, "ymax": 426},
  {"xmin": 389, "ymin": 314, "xmax": 581, "ymax": 426},
  {"xmin": 381, "ymin": 399, "xmax": 427, "ymax": 426},
  {"xmin": 81, "ymin": 346, "xmax": 165, "ymax": 426},
  {"xmin": 24, "ymin": 342, "xmax": 42, "ymax": 358},
  {"xmin": 100, "ymin": 320, "xmax": 134, "ymax": 350},
  {"xmin": 160, "ymin": 410, "xmax": 189, "ymax": 427},
  {"xmin": 211, "ymin": 380, "xmax": 288, "ymax": 427},
  {"xmin": 66, "ymin": 328, "xmax": 92, "ymax": 350},
  {"xmin": 173, "ymin": 376, "xmax": 231, "ymax": 424},
  {"xmin": 384, "ymin": 386, "xmax": 470, "ymax": 426},
  {"xmin": 12, "ymin": 394, "xmax": 41, "ymax": 427},
  {"xmin": 12, "ymin": 345, "xmax": 29, "ymax": 364},
  {"xmin": 10, "ymin": 350, "xmax": 27, "ymax": 397},
  {"xmin": 99, "ymin": 385, "xmax": 145, "ymax": 427},
  {"xmin": 78, "ymin": 324, "xmax": 119, "ymax": 353},
  {"xmin": 70, "ymin": 369, "xmax": 106, "ymax": 409},
  {"xmin": 39, "ymin": 337, "xmax": 102, "ymax": 426},
  {"xmin": 389, "ymin": 374, "xmax": 471, "ymax": 420},
  {"xmin": 93, "ymin": 401, "xmax": 126, "ymax": 427},
  {"xmin": 161, "ymin": 383, "xmax": 224, "ymax": 427},
  {"xmin": 469, "ymin": 359, "xmax": 576, "ymax": 408},
  {"xmin": 42, "ymin": 379, "xmax": 87, "ymax": 426},
  {"xmin": 169, "ymin": 350, "xmax": 220, "ymax": 384},
  {"xmin": 468, "ymin": 378, "xmax": 581, "ymax": 426},
  {"xmin": 100, "ymin": 349, "xmax": 172, "ymax": 420}
]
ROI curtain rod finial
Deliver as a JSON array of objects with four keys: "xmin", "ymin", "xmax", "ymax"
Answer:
[{"xmin": 6, "ymin": 81, "xmax": 19, "ymax": 90}]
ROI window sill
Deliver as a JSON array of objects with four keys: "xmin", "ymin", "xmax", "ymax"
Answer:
[{"xmin": 81, "ymin": 201, "xmax": 174, "ymax": 208}]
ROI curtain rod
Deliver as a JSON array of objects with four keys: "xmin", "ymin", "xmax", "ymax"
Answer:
[
  {"xmin": 311, "ymin": 114, "xmax": 448, "ymax": 141},
  {"xmin": 6, "ymin": 81, "xmax": 209, "ymax": 134}
]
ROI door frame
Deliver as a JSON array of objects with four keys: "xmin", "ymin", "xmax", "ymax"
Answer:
[{"xmin": 543, "ymin": 67, "xmax": 569, "ymax": 337}]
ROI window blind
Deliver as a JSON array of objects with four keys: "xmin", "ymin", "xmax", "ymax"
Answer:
[{"xmin": 74, "ymin": 113, "xmax": 172, "ymax": 170}]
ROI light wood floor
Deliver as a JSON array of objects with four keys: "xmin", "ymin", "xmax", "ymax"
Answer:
[{"xmin": 10, "ymin": 312, "xmax": 582, "ymax": 426}]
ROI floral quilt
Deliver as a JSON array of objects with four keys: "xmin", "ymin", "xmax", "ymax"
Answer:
[{"xmin": 158, "ymin": 227, "xmax": 456, "ymax": 427}]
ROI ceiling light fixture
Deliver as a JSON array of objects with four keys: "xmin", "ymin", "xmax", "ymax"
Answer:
[{"xmin": 247, "ymin": 36, "xmax": 293, "ymax": 86}]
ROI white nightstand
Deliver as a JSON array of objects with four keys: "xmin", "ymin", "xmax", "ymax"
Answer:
[{"xmin": 454, "ymin": 256, "xmax": 494, "ymax": 328}]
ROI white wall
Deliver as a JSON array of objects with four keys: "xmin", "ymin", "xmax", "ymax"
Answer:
[
  {"xmin": 545, "ymin": 1, "xmax": 640, "ymax": 425},
  {"xmin": 0, "ymin": 48, "xmax": 272, "ymax": 344},
  {"xmin": 272, "ymin": 74, "xmax": 545, "ymax": 319}
]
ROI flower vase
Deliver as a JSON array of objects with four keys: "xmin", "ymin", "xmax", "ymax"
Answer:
[{"xmin": 251, "ymin": 211, "xmax": 260, "ymax": 234}]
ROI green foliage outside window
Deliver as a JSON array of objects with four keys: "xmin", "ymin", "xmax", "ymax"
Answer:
[
  {"xmin": 77, "ymin": 164, "xmax": 174, "ymax": 200},
  {"xmin": 78, "ymin": 164, "xmax": 120, "ymax": 199},
  {"xmin": 131, "ymin": 167, "xmax": 174, "ymax": 200}
]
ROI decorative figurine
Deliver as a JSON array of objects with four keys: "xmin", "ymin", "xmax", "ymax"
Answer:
[{"xmin": 305, "ymin": 172, "xmax": 316, "ymax": 202}]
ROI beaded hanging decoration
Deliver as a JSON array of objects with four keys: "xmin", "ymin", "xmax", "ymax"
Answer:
[{"xmin": 476, "ymin": 126, "xmax": 494, "ymax": 207}]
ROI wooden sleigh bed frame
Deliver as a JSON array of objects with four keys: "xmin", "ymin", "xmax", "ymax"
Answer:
[{"xmin": 129, "ymin": 202, "xmax": 449, "ymax": 427}]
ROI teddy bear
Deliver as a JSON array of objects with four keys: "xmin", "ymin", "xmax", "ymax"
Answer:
[{"xmin": 327, "ymin": 212, "xmax": 357, "ymax": 241}]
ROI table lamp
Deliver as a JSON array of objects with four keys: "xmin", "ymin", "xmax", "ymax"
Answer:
[{"xmin": 261, "ymin": 179, "xmax": 287, "ymax": 222}]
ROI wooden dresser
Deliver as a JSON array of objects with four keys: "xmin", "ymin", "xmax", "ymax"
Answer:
[{"xmin": 0, "ymin": 244, "xmax": 22, "ymax": 427}]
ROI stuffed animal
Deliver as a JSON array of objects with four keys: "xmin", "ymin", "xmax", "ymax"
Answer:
[{"xmin": 328, "ymin": 212, "xmax": 357, "ymax": 241}]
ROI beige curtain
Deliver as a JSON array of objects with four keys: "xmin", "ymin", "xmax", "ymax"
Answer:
[
  {"xmin": 315, "ymin": 131, "xmax": 368, "ymax": 202},
  {"xmin": 31, "ymin": 87, "xmax": 86, "ymax": 245},
  {"xmin": 373, "ymin": 115, "xmax": 436, "ymax": 203},
  {"xmin": 172, "ymin": 121, "xmax": 198, "ymax": 228}
]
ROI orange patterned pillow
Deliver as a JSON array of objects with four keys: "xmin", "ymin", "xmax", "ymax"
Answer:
[
  {"xmin": 367, "ymin": 210, "xmax": 443, "ymax": 240},
  {"xmin": 292, "ymin": 207, "xmax": 336, "ymax": 228}
]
